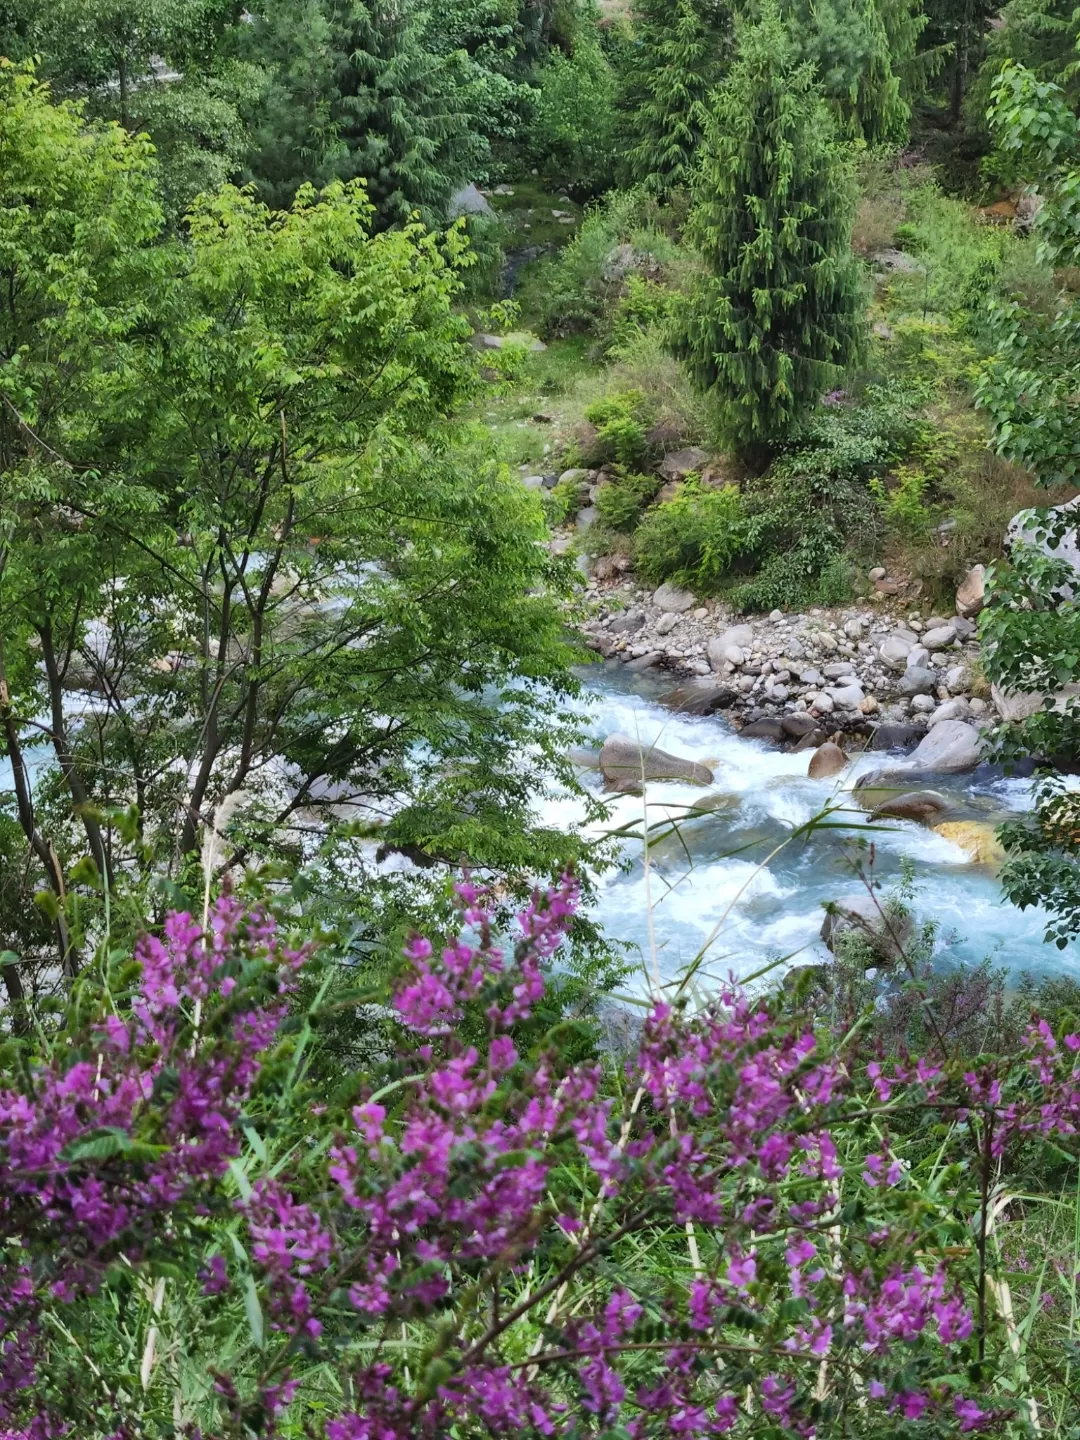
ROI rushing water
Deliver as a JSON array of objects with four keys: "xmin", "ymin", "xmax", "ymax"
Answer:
[{"xmin": 542, "ymin": 663, "xmax": 1080, "ymax": 991}]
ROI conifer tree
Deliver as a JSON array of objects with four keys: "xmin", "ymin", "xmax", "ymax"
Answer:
[
  {"xmin": 676, "ymin": 7, "xmax": 865, "ymax": 458},
  {"xmin": 620, "ymin": 0, "xmax": 732, "ymax": 195}
]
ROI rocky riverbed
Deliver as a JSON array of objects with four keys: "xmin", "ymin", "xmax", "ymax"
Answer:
[{"xmin": 574, "ymin": 570, "xmax": 989, "ymax": 752}]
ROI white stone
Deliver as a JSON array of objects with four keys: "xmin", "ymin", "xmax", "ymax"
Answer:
[
  {"xmin": 844, "ymin": 617, "xmax": 865, "ymax": 639},
  {"xmin": 944, "ymin": 663, "xmax": 971, "ymax": 694},
  {"xmin": 956, "ymin": 564, "xmax": 986, "ymax": 618},
  {"xmin": 911, "ymin": 694, "xmax": 935, "ymax": 713},
  {"xmin": 656, "ymin": 611, "xmax": 680, "ymax": 635},
  {"xmin": 807, "ymin": 691, "xmax": 835, "ymax": 714},
  {"xmin": 927, "ymin": 697, "xmax": 971, "ymax": 727},
  {"xmin": 879, "ymin": 636, "xmax": 912, "ymax": 671},
  {"xmin": 908, "ymin": 644, "xmax": 929, "ymax": 670},
  {"xmin": 770, "ymin": 609, "xmax": 784, "ymax": 622},
  {"xmin": 815, "ymin": 632, "xmax": 839, "ymax": 653},
  {"xmin": 868, "ymin": 566, "xmax": 887, "ymax": 582}
]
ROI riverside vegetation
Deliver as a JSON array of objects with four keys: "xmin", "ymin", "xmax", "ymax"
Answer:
[{"xmin": 4, "ymin": 0, "xmax": 1080, "ymax": 1434}]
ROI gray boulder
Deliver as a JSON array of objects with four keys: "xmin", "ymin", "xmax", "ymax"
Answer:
[
  {"xmin": 707, "ymin": 625, "xmax": 754, "ymax": 671},
  {"xmin": 599, "ymin": 733, "xmax": 713, "ymax": 791},
  {"xmin": 1006, "ymin": 499, "xmax": 1080, "ymax": 598},
  {"xmin": 609, "ymin": 612, "xmax": 644, "ymax": 635},
  {"xmin": 740, "ymin": 717, "xmax": 785, "ymax": 742},
  {"xmin": 653, "ymin": 582, "xmax": 696, "ymax": 613},
  {"xmin": 659, "ymin": 447, "xmax": 710, "ymax": 482},
  {"xmin": 879, "ymin": 635, "xmax": 912, "ymax": 671},
  {"xmin": 898, "ymin": 666, "xmax": 937, "ymax": 697},
  {"xmin": 923, "ymin": 623, "xmax": 957, "ymax": 650},
  {"xmin": 808, "ymin": 741, "xmax": 847, "ymax": 778},
  {"xmin": 905, "ymin": 719, "xmax": 984, "ymax": 773},
  {"xmin": 956, "ymin": 564, "xmax": 986, "ymax": 618}
]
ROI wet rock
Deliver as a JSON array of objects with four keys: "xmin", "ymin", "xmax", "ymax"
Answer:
[
  {"xmin": 609, "ymin": 612, "xmax": 644, "ymax": 635},
  {"xmin": 927, "ymin": 697, "xmax": 971, "ymax": 727},
  {"xmin": 808, "ymin": 741, "xmax": 847, "ymax": 778},
  {"xmin": 658, "ymin": 684, "xmax": 737, "ymax": 715},
  {"xmin": 793, "ymin": 727, "xmax": 828, "ymax": 751},
  {"xmin": 653, "ymin": 582, "xmax": 696, "ymax": 613},
  {"xmin": 906, "ymin": 719, "xmax": 984, "ymax": 773},
  {"xmin": 869, "ymin": 723, "xmax": 923, "ymax": 750},
  {"xmin": 782, "ymin": 713, "xmax": 820, "ymax": 737},
  {"xmin": 956, "ymin": 564, "xmax": 986, "ymax": 618},
  {"xmin": 599, "ymin": 733, "xmax": 714, "ymax": 791},
  {"xmin": 566, "ymin": 746, "xmax": 602, "ymax": 768},
  {"xmin": 740, "ymin": 717, "xmax": 785, "ymax": 742},
  {"xmin": 625, "ymin": 652, "xmax": 662, "ymax": 672},
  {"xmin": 869, "ymin": 789, "xmax": 950, "ymax": 823},
  {"xmin": 934, "ymin": 820, "xmax": 1007, "ymax": 867},
  {"xmin": 898, "ymin": 666, "xmax": 937, "ymax": 697}
]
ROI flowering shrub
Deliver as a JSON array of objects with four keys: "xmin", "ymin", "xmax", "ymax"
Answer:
[{"xmin": 3, "ymin": 878, "xmax": 1080, "ymax": 1435}]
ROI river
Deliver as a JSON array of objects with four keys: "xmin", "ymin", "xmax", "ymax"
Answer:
[{"xmin": 543, "ymin": 663, "xmax": 1079, "ymax": 991}]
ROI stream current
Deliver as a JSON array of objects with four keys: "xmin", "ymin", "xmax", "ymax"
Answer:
[{"xmin": 543, "ymin": 663, "xmax": 1080, "ymax": 989}]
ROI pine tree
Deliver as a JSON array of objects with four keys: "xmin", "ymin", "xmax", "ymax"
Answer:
[
  {"xmin": 620, "ymin": 0, "xmax": 731, "ymax": 195},
  {"xmin": 330, "ymin": 0, "xmax": 485, "ymax": 229},
  {"xmin": 676, "ymin": 7, "xmax": 865, "ymax": 458}
]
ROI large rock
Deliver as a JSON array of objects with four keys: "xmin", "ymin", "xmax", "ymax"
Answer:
[
  {"xmin": 657, "ymin": 684, "xmax": 736, "ymax": 715},
  {"xmin": 820, "ymin": 896, "xmax": 915, "ymax": 966},
  {"xmin": 707, "ymin": 626, "xmax": 754, "ymax": 671},
  {"xmin": 599, "ymin": 734, "xmax": 713, "ymax": 792},
  {"xmin": 868, "ymin": 789, "xmax": 950, "ymax": 824},
  {"xmin": 659, "ymin": 447, "xmax": 710, "ymax": 482},
  {"xmin": 934, "ymin": 820, "xmax": 1007, "ymax": 867},
  {"xmin": 922, "ymin": 624, "xmax": 957, "ymax": 650},
  {"xmin": 609, "ymin": 612, "xmax": 644, "ymax": 636},
  {"xmin": 1006, "ymin": 499, "xmax": 1080, "ymax": 598},
  {"xmin": 991, "ymin": 681, "xmax": 1080, "ymax": 723},
  {"xmin": 956, "ymin": 564, "xmax": 986, "ymax": 618},
  {"xmin": 927, "ymin": 698, "xmax": 971, "ymax": 727},
  {"xmin": 653, "ymin": 582, "xmax": 696, "ymax": 613},
  {"xmin": 898, "ymin": 666, "xmax": 937, "ymax": 697},
  {"xmin": 879, "ymin": 636, "xmax": 912, "ymax": 672},
  {"xmin": 740, "ymin": 717, "xmax": 785, "ymax": 742},
  {"xmin": 808, "ymin": 741, "xmax": 847, "ymax": 778},
  {"xmin": 905, "ymin": 719, "xmax": 984, "ymax": 773},
  {"xmin": 781, "ymin": 713, "xmax": 819, "ymax": 738},
  {"xmin": 863, "ymin": 721, "xmax": 984, "ymax": 785},
  {"xmin": 869, "ymin": 723, "xmax": 923, "ymax": 751},
  {"xmin": 827, "ymin": 683, "xmax": 865, "ymax": 710}
]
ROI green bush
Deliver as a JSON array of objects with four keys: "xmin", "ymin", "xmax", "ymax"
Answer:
[
  {"xmin": 542, "ymin": 474, "xmax": 586, "ymax": 526},
  {"xmin": 530, "ymin": 31, "xmax": 620, "ymax": 198},
  {"xmin": 593, "ymin": 469, "xmax": 661, "ymax": 530},
  {"xmin": 633, "ymin": 480, "xmax": 750, "ymax": 591},
  {"xmin": 583, "ymin": 389, "xmax": 652, "ymax": 467}
]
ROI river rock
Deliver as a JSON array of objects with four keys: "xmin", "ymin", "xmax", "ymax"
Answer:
[
  {"xmin": 956, "ymin": 564, "xmax": 986, "ymax": 618},
  {"xmin": 923, "ymin": 623, "xmax": 957, "ymax": 650},
  {"xmin": 450, "ymin": 182, "xmax": 493, "ymax": 217},
  {"xmin": 880, "ymin": 635, "xmax": 912, "ymax": 671},
  {"xmin": 911, "ymin": 694, "xmax": 935, "ymax": 713},
  {"xmin": 899, "ymin": 666, "xmax": 937, "ymax": 697},
  {"xmin": 707, "ymin": 626, "xmax": 753, "ymax": 671},
  {"xmin": 927, "ymin": 697, "xmax": 971, "ymax": 727},
  {"xmin": 824, "ymin": 661, "xmax": 855, "ymax": 678},
  {"xmin": 599, "ymin": 733, "xmax": 714, "ymax": 791},
  {"xmin": 821, "ymin": 897, "xmax": 915, "ymax": 966},
  {"xmin": 566, "ymin": 746, "xmax": 602, "ymax": 768},
  {"xmin": 869, "ymin": 789, "xmax": 951, "ymax": 823},
  {"xmin": 828, "ymin": 683, "xmax": 865, "ymax": 710},
  {"xmin": 990, "ymin": 680, "xmax": 1080, "ymax": 723},
  {"xmin": 653, "ymin": 582, "xmax": 696, "ymax": 613},
  {"xmin": 522, "ymin": 474, "xmax": 545, "ymax": 491},
  {"xmin": 808, "ymin": 741, "xmax": 847, "ymax": 778},
  {"xmin": 576, "ymin": 505, "xmax": 598, "ymax": 532},
  {"xmin": 625, "ymin": 652, "xmax": 662, "ymax": 672},
  {"xmin": 815, "ymin": 632, "xmax": 839, "ymax": 653},
  {"xmin": 740, "ymin": 717, "xmax": 785, "ymax": 742},
  {"xmin": 908, "ymin": 644, "xmax": 930, "ymax": 670},
  {"xmin": 944, "ymin": 663, "xmax": 971, "ymax": 694},
  {"xmin": 658, "ymin": 684, "xmax": 736, "ymax": 715},
  {"xmin": 798, "ymin": 667, "xmax": 825, "ymax": 687},
  {"xmin": 609, "ymin": 612, "xmax": 644, "ymax": 635},
  {"xmin": 934, "ymin": 820, "xmax": 1007, "ymax": 867},
  {"xmin": 906, "ymin": 719, "xmax": 983, "ymax": 773},
  {"xmin": 793, "ymin": 727, "xmax": 828, "ymax": 751},
  {"xmin": 656, "ymin": 612, "xmax": 680, "ymax": 635},
  {"xmin": 808, "ymin": 691, "xmax": 835, "ymax": 715},
  {"xmin": 869, "ymin": 723, "xmax": 923, "ymax": 750},
  {"xmin": 782, "ymin": 713, "xmax": 819, "ymax": 737}
]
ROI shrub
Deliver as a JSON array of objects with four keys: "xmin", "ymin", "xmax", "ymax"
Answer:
[
  {"xmin": 530, "ymin": 32, "xmax": 620, "ymax": 198},
  {"xmin": 583, "ymin": 389, "xmax": 652, "ymax": 467},
  {"xmin": 633, "ymin": 480, "xmax": 751, "ymax": 590},
  {"xmin": 11, "ymin": 880, "xmax": 1080, "ymax": 1435},
  {"xmin": 593, "ymin": 469, "xmax": 662, "ymax": 530}
]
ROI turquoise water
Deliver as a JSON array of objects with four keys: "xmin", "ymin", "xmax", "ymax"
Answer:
[{"xmin": 543, "ymin": 666, "xmax": 1078, "ymax": 990}]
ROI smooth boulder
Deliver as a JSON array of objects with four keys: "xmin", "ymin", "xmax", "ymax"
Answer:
[
  {"xmin": 906, "ymin": 719, "xmax": 984, "ymax": 774},
  {"xmin": 599, "ymin": 733, "xmax": 714, "ymax": 792},
  {"xmin": 868, "ymin": 789, "xmax": 950, "ymax": 824},
  {"xmin": 707, "ymin": 625, "xmax": 754, "ymax": 671},
  {"xmin": 898, "ymin": 666, "xmax": 937, "ymax": 697},
  {"xmin": 653, "ymin": 582, "xmax": 696, "ymax": 613},
  {"xmin": 808, "ymin": 741, "xmax": 847, "ymax": 778}
]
